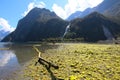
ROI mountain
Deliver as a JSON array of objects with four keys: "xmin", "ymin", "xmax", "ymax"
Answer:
[
  {"xmin": 0, "ymin": 30, "xmax": 10, "ymax": 40},
  {"xmin": 2, "ymin": 7, "xmax": 68, "ymax": 42},
  {"xmin": 67, "ymin": 11, "xmax": 82, "ymax": 21},
  {"xmin": 94, "ymin": 0, "xmax": 119, "ymax": 13},
  {"xmin": 65, "ymin": 12, "xmax": 120, "ymax": 42},
  {"xmin": 2, "ymin": 7, "xmax": 120, "ymax": 42},
  {"xmin": 67, "ymin": 8, "xmax": 92, "ymax": 21},
  {"xmin": 94, "ymin": 0, "xmax": 120, "ymax": 24},
  {"xmin": 67, "ymin": 0, "xmax": 120, "ymax": 24}
]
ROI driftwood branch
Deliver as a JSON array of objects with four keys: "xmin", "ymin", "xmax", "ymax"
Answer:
[
  {"xmin": 35, "ymin": 57, "xmax": 59, "ymax": 69},
  {"xmin": 33, "ymin": 45, "xmax": 59, "ymax": 69},
  {"xmin": 33, "ymin": 45, "xmax": 61, "ymax": 80},
  {"xmin": 33, "ymin": 46, "xmax": 41, "ymax": 58}
]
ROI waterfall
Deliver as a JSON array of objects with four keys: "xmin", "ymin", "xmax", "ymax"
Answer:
[
  {"xmin": 102, "ymin": 25, "xmax": 114, "ymax": 40},
  {"xmin": 62, "ymin": 24, "xmax": 70, "ymax": 38}
]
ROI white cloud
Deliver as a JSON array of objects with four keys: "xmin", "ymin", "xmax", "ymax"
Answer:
[
  {"xmin": 0, "ymin": 18, "xmax": 15, "ymax": 32},
  {"xmin": 22, "ymin": 1, "xmax": 46, "ymax": 16},
  {"xmin": 52, "ymin": 4, "xmax": 67, "ymax": 19},
  {"xmin": 0, "ymin": 51, "xmax": 16, "ymax": 67},
  {"xmin": 87, "ymin": 0, "xmax": 103, "ymax": 7},
  {"xmin": 52, "ymin": 0, "xmax": 103, "ymax": 19}
]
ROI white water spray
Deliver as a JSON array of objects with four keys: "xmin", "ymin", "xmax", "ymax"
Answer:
[
  {"xmin": 63, "ymin": 24, "xmax": 70, "ymax": 38},
  {"xmin": 102, "ymin": 25, "xmax": 114, "ymax": 40}
]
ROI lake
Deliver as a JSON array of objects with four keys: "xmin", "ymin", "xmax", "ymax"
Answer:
[
  {"xmin": 0, "ymin": 42, "xmax": 60, "ymax": 79},
  {"xmin": 0, "ymin": 42, "xmax": 38, "ymax": 79},
  {"xmin": 1, "ymin": 42, "xmax": 119, "ymax": 79}
]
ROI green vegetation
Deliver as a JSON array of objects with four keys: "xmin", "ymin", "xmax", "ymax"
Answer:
[{"xmin": 23, "ymin": 43, "xmax": 120, "ymax": 80}]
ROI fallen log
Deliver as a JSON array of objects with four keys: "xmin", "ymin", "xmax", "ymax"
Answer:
[{"xmin": 33, "ymin": 45, "xmax": 59, "ymax": 69}]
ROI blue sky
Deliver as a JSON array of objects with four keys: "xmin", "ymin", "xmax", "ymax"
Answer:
[{"xmin": 0, "ymin": 0, "xmax": 103, "ymax": 32}]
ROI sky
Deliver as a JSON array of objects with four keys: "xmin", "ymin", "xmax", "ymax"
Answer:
[{"xmin": 0, "ymin": 0, "xmax": 103, "ymax": 32}]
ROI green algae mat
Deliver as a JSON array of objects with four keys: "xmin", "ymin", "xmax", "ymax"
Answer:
[{"xmin": 23, "ymin": 43, "xmax": 120, "ymax": 80}]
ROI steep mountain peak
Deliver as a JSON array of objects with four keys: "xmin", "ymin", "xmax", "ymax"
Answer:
[
  {"xmin": 2, "ymin": 7, "xmax": 68, "ymax": 42},
  {"xmin": 27, "ymin": 7, "xmax": 56, "ymax": 16},
  {"xmin": 23, "ymin": 7, "xmax": 59, "ymax": 23}
]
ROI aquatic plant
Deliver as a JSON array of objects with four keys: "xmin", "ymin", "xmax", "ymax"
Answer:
[{"xmin": 23, "ymin": 43, "xmax": 120, "ymax": 80}]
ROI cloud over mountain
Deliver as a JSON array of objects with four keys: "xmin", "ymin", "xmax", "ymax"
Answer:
[
  {"xmin": 22, "ymin": 0, "xmax": 103, "ymax": 19},
  {"xmin": 22, "ymin": 1, "xmax": 46, "ymax": 16},
  {"xmin": 52, "ymin": 0, "xmax": 103, "ymax": 19},
  {"xmin": 0, "ymin": 18, "xmax": 15, "ymax": 32}
]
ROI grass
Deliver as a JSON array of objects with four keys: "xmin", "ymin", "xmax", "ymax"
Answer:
[{"xmin": 23, "ymin": 43, "xmax": 120, "ymax": 80}]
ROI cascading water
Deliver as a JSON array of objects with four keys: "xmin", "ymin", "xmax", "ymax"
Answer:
[
  {"xmin": 102, "ymin": 25, "xmax": 114, "ymax": 40},
  {"xmin": 62, "ymin": 24, "xmax": 70, "ymax": 39}
]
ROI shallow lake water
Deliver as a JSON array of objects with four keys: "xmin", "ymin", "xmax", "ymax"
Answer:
[
  {"xmin": 0, "ymin": 42, "xmax": 38, "ymax": 79},
  {"xmin": 0, "ymin": 42, "xmax": 60, "ymax": 79}
]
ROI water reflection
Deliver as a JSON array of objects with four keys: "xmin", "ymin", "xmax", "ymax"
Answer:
[
  {"xmin": 0, "ymin": 42, "xmax": 60, "ymax": 79},
  {"xmin": 0, "ymin": 51, "xmax": 18, "ymax": 67},
  {"xmin": 0, "ymin": 42, "xmax": 36, "ymax": 79},
  {"xmin": 0, "ymin": 50, "xmax": 20, "ymax": 79}
]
